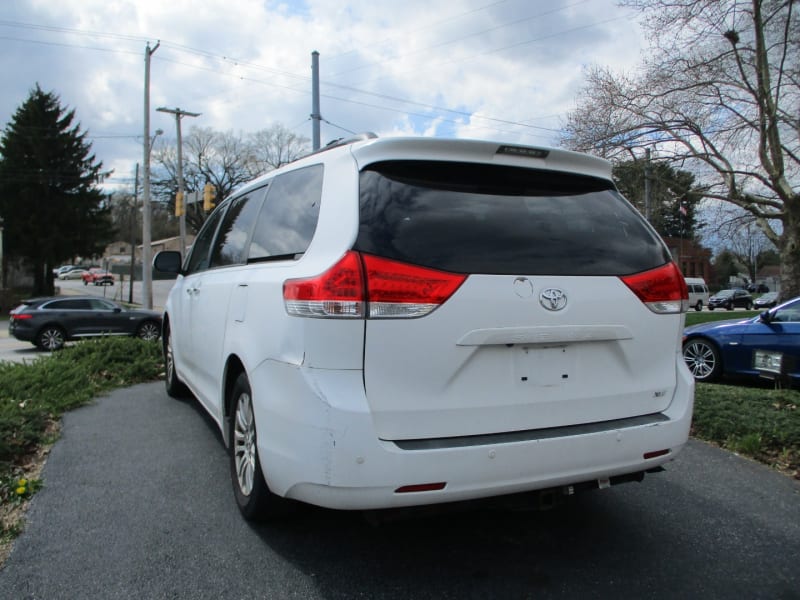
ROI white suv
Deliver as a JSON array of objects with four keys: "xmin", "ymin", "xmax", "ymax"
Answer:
[{"xmin": 154, "ymin": 135, "xmax": 694, "ymax": 520}]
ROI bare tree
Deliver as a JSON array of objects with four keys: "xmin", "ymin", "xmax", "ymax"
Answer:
[
  {"xmin": 249, "ymin": 123, "xmax": 310, "ymax": 173},
  {"xmin": 563, "ymin": 0, "xmax": 800, "ymax": 297},
  {"xmin": 708, "ymin": 204, "xmax": 776, "ymax": 283},
  {"xmin": 152, "ymin": 123, "xmax": 310, "ymax": 234},
  {"xmin": 152, "ymin": 127, "xmax": 255, "ymax": 233}
]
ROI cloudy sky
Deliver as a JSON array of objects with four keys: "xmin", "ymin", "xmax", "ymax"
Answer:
[{"xmin": 0, "ymin": 0, "xmax": 645, "ymax": 191}]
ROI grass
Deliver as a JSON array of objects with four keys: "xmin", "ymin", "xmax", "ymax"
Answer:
[
  {"xmin": 685, "ymin": 309, "xmax": 761, "ymax": 327},
  {"xmin": 692, "ymin": 383, "xmax": 799, "ymax": 476},
  {"xmin": 0, "ymin": 337, "xmax": 162, "ymax": 556}
]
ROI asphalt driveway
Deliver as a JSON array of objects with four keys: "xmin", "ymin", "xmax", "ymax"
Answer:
[{"xmin": 1, "ymin": 382, "xmax": 798, "ymax": 599}]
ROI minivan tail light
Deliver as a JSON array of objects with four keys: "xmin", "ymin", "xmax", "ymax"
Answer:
[
  {"xmin": 362, "ymin": 254, "xmax": 466, "ymax": 319},
  {"xmin": 620, "ymin": 262, "xmax": 688, "ymax": 314},
  {"xmin": 283, "ymin": 251, "xmax": 466, "ymax": 319},
  {"xmin": 283, "ymin": 252, "xmax": 365, "ymax": 318}
]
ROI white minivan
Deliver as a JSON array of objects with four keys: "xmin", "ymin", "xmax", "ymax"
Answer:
[
  {"xmin": 685, "ymin": 277, "xmax": 710, "ymax": 311},
  {"xmin": 155, "ymin": 135, "xmax": 694, "ymax": 520}
]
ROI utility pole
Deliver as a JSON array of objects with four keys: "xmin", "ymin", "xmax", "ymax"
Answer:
[
  {"xmin": 130, "ymin": 162, "xmax": 138, "ymax": 304},
  {"xmin": 157, "ymin": 107, "xmax": 201, "ymax": 257},
  {"xmin": 311, "ymin": 51, "xmax": 321, "ymax": 151},
  {"xmin": 643, "ymin": 147, "xmax": 652, "ymax": 222},
  {"xmin": 142, "ymin": 41, "xmax": 159, "ymax": 310}
]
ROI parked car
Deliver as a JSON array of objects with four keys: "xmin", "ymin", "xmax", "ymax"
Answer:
[
  {"xmin": 753, "ymin": 291, "xmax": 779, "ymax": 309},
  {"xmin": 53, "ymin": 265, "xmax": 75, "ymax": 277},
  {"xmin": 683, "ymin": 296, "xmax": 800, "ymax": 383},
  {"xmin": 82, "ymin": 268, "xmax": 115, "ymax": 286},
  {"xmin": 747, "ymin": 283, "xmax": 770, "ymax": 294},
  {"xmin": 154, "ymin": 134, "xmax": 694, "ymax": 521},
  {"xmin": 8, "ymin": 296, "xmax": 162, "ymax": 351},
  {"xmin": 58, "ymin": 268, "xmax": 87, "ymax": 280},
  {"xmin": 685, "ymin": 277, "xmax": 709, "ymax": 311},
  {"xmin": 707, "ymin": 288, "xmax": 753, "ymax": 310}
]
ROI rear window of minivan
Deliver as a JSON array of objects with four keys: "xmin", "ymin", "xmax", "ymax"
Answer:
[{"xmin": 356, "ymin": 161, "xmax": 670, "ymax": 276}]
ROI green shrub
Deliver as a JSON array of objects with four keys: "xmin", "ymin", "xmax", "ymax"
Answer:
[{"xmin": 693, "ymin": 383, "xmax": 800, "ymax": 472}]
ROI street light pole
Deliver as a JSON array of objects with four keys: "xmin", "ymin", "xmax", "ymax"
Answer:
[{"xmin": 157, "ymin": 107, "xmax": 200, "ymax": 258}]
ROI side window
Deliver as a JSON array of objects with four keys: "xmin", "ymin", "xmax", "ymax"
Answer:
[
  {"xmin": 185, "ymin": 203, "xmax": 227, "ymax": 275},
  {"xmin": 772, "ymin": 299, "xmax": 800, "ymax": 323},
  {"xmin": 210, "ymin": 187, "xmax": 267, "ymax": 268},
  {"xmin": 44, "ymin": 299, "xmax": 92, "ymax": 310},
  {"xmin": 89, "ymin": 299, "xmax": 116, "ymax": 311},
  {"xmin": 248, "ymin": 164, "xmax": 324, "ymax": 261}
]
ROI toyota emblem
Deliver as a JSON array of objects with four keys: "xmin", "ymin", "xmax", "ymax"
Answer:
[{"xmin": 539, "ymin": 288, "xmax": 567, "ymax": 311}]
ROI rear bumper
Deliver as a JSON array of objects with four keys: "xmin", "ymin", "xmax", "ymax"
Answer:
[
  {"xmin": 250, "ymin": 359, "xmax": 694, "ymax": 510},
  {"xmin": 8, "ymin": 323, "xmax": 34, "ymax": 342}
]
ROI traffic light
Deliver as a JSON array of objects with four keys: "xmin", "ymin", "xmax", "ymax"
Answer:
[
  {"xmin": 175, "ymin": 191, "xmax": 184, "ymax": 217},
  {"xmin": 203, "ymin": 183, "xmax": 217, "ymax": 212}
]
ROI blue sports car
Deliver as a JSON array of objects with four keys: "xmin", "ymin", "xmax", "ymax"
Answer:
[{"xmin": 683, "ymin": 296, "xmax": 800, "ymax": 383}]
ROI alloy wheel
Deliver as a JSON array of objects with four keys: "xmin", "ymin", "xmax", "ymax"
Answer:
[
  {"xmin": 683, "ymin": 340, "xmax": 718, "ymax": 381},
  {"xmin": 39, "ymin": 328, "xmax": 64, "ymax": 351},
  {"xmin": 233, "ymin": 392, "xmax": 257, "ymax": 496},
  {"xmin": 138, "ymin": 322, "xmax": 160, "ymax": 341}
]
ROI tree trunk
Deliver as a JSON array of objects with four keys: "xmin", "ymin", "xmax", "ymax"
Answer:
[{"xmin": 779, "ymin": 204, "xmax": 800, "ymax": 300}]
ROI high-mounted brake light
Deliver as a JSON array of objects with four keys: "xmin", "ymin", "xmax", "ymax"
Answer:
[
  {"xmin": 283, "ymin": 251, "xmax": 466, "ymax": 319},
  {"xmin": 620, "ymin": 262, "xmax": 688, "ymax": 314}
]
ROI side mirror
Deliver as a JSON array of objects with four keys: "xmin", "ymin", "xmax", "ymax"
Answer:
[
  {"xmin": 759, "ymin": 310, "xmax": 772, "ymax": 323},
  {"xmin": 113, "ymin": 307, "xmax": 122, "ymax": 313},
  {"xmin": 154, "ymin": 251, "xmax": 183, "ymax": 275}
]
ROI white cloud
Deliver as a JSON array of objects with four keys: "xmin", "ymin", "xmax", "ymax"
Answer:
[{"xmin": 0, "ymin": 0, "xmax": 645, "ymax": 190}]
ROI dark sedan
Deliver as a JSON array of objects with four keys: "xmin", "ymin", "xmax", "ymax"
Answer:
[
  {"xmin": 707, "ymin": 288, "xmax": 753, "ymax": 310},
  {"xmin": 753, "ymin": 291, "xmax": 779, "ymax": 309},
  {"xmin": 9, "ymin": 296, "xmax": 162, "ymax": 351},
  {"xmin": 682, "ymin": 296, "xmax": 800, "ymax": 383}
]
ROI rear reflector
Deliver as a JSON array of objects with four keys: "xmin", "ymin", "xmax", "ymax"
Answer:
[
  {"xmin": 644, "ymin": 449, "xmax": 670, "ymax": 460},
  {"xmin": 620, "ymin": 262, "xmax": 688, "ymax": 314},
  {"xmin": 395, "ymin": 482, "xmax": 447, "ymax": 493},
  {"xmin": 284, "ymin": 251, "xmax": 466, "ymax": 319}
]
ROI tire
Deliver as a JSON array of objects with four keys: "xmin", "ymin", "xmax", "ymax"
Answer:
[
  {"xmin": 229, "ymin": 373, "xmax": 291, "ymax": 520},
  {"xmin": 708, "ymin": 306, "xmax": 715, "ymax": 311},
  {"xmin": 746, "ymin": 301, "xmax": 753, "ymax": 310},
  {"xmin": 136, "ymin": 321, "xmax": 161, "ymax": 342},
  {"xmin": 36, "ymin": 326, "xmax": 66, "ymax": 351},
  {"xmin": 683, "ymin": 338, "xmax": 722, "ymax": 382},
  {"xmin": 694, "ymin": 301, "xmax": 703, "ymax": 312},
  {"xmin": 164, "ymin": 326, "xmax": 190, "ymax": 398},
  {"xmin": 83, "ymin": 280, "xmax": 88, "ymax": 286},
  {"xmin": 726, "ymin": 302, "xmax": 733, "ymax": 311}
]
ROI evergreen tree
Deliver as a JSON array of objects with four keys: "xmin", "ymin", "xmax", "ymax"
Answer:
[
  {"xmin": 612, "ymin": 160, "xmax": 704, "ymax": 241},
  {"xmin": 0, "ymin": 84, "xmax": 114, "ymax": 294}
]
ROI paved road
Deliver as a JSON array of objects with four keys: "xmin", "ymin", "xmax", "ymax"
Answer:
[{"xmin": 1, "ymin": 382, "xmax": 798, "ymax": 599}]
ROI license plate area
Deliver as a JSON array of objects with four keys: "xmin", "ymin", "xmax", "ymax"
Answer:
[{"xmin": 513, "ymin": 345, "xmax": 572, "ymax": 387}]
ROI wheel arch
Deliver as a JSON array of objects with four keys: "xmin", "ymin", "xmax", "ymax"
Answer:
[
  {"xmin": 222, "ymin": 354, "xmax": 247, "ymax": 448},
  {"xmin": 34, "ymin": 321, "xmax": 68, "ymax": 341}
]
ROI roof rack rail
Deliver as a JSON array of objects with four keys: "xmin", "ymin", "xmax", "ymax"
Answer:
[{"xmin": 302, "ymin": 132, "xmax": 378, "ymax": 159}]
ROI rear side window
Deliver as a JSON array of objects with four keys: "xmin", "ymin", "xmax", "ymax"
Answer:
[
  {"xmin": 185, "ymin": 203, "xmax": 226, "ymax": 275},
  {"xmin": 210, "ymin": 187, "xmax": 267, "ymax": 267},
  {"xmin": 44, "ymin": 299, "xmax": 92, "ymax": 310},
  {"xmin": 248, "ymin": 165, "xmax": 323, "ymax": 261},
  {"xmin": 356, "ymin": 161, "xmax": 671, "ymax": 276}
]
